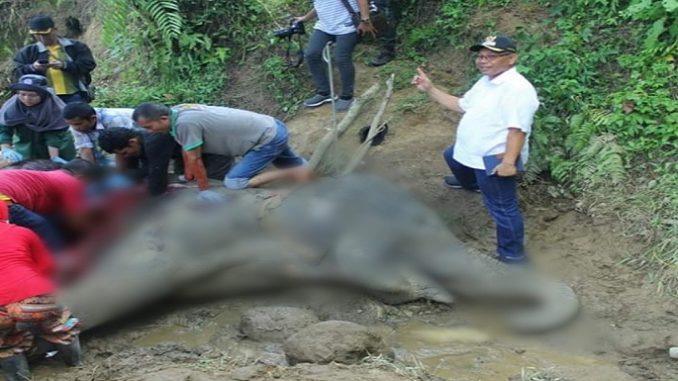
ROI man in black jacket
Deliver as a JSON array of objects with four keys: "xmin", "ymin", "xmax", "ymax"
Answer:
[
  {"xmin": 98, "ymin": 128, "xmax": 233, "ymax": 196},
  {"xmin": 13, "ymin": 15, "xmax": 96, "ymax": 103}
]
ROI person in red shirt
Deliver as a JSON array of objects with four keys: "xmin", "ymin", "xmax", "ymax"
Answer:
[
  {"xmin": 0, "ymin": 202, "xmax": 81, "ymax": 381},
  {"xmin": 0, "ymin": 169, "xmax": 87, "ymax": 251}
]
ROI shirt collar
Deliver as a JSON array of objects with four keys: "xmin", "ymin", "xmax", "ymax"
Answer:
[
  {"xmin": 488, "ymin": 67, "xmax": 518, "ymax": 85},
  {"xmin": 169, "ymin": 109, "xmax": 178, "ymax": 137},
  {"xmin": 36, "ymin": 37, "xmax": 72, "ymax": 52},
  {"xmin": 94, "ymin": 109, "xmax": 105, "ymax": 131}
]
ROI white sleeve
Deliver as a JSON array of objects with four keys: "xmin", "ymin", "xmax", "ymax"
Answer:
[{"xmin": 500, "ymin": 89, "xmax": 539, "ymax": 134}]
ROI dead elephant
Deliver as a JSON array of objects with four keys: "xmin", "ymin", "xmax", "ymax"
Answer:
[{"xmin": 63, "ymin": 174, "xmax": 578, "ymax": 333}]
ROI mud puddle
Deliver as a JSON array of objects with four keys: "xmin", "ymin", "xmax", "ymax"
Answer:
[
  {"xmin": 134, "ymin": 308, "xmax": 244, "ymax": 349},
  {"xmin": 392, "ymin": 321, "xmax": 617, "ymax": 381}
]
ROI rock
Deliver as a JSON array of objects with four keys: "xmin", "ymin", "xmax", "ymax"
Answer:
[
  {"xmin": 240, "ymin": 307, "xmax": 319, "ymax": 342},
  {"xmin": 258, "ymin": 343, "xmax": 289, "ymax": 366},
  {"xmin": 283, "ymin": 320, "xmax": 390, "ymax": 365},
  {"xmin": 313, "ymin": 293, "xmax": 387, "ymax": 325},
  {"xmin": 229, "ymin": 365, "xmax": 267, "ymax": 381}
]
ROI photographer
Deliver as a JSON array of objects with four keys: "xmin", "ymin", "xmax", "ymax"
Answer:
[{"xmin": 296, "ymin": 0, "xmax": 376, "ymax": 112}]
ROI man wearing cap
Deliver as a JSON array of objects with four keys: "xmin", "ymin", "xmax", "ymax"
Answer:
[
  {"xmin": 412, "ymin": 35, "xmax": 539, "ymax": 264},
  {"xmin": 13, "ymin": 15, "xmax": 96, "ymax": 104}
]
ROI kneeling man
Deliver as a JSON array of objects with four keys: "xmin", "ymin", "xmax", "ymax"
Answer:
[
  {"xmin": 97, "ymin": 127, "xmax": 233, "ymax": 196},
  {"xmin": 132, "ymin": 103, "xmax": 309, "ymax": 192}
]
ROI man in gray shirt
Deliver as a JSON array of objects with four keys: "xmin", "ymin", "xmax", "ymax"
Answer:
[{"xmin": 132, "ymin": 103, "xmax": 309, "ymax": 196}]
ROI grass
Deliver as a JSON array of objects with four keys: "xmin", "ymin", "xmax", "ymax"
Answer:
[
  {"xmin": 395, "ymin": 93, "xmax": 431, "ymax": 115},
  {"xmin": 599, "ymin": 170, "xmax": 678, "ymax": 296},
  {"xmin": 361, "ymin": 353, "xmax": 440, "ymax": 381},
  {"xmin": 519, "ymin": 367, "xmax": 568, "ymax": 381}
]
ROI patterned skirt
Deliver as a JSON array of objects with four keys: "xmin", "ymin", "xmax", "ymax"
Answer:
[{"xmin": 0, "ymin": 295, "xmax": 80, "ymax": 358}]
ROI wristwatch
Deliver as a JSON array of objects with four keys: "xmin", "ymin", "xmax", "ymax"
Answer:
[{"xmin": 360, "ymin": 18, "xmax": 370, "ymax": 23}]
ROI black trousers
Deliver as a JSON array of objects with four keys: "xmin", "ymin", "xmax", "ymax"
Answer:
[
  {"xmin": 372, "ymin": 0, "xmax": 400, "ymax": 54},
  {"xmin": 202, "ymin": 153, "xmax": 234, "ymax": 180}
]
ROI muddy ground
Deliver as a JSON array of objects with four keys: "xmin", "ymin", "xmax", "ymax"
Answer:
[
  {"xmin": 9, "ymin": 2, "xmax": 674, "ymax": 378},
  {"xmin": 27, "ymin": 54, "xmax": 677, "ymax": 381}
]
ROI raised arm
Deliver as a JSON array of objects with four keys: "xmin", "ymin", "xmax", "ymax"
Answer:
[{"xmin": 412, "ymin": 67, "xmax": 464, "ymax": 113}]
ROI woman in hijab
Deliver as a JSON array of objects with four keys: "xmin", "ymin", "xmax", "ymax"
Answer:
[{"xmin": 0, "ymin": 74, "xmax": 75, "ymax": 164}]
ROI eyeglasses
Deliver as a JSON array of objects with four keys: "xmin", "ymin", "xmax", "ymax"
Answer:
[{"xmin": 473, "ymin": 52, "xmax": 511, "ymax": 62}]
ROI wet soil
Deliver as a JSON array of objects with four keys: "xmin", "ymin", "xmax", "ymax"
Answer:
[
  {"xmin": 30, "ymin": 56, "xmax": 677, "ymax": 381},
  {"xmin": 18, "ymin": 2, "xmax": 677, "ymax": 378}
]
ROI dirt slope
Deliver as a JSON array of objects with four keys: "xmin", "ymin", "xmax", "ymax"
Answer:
[{"xmin": 282, "ymin": 57, "xmax": 677, "ymax": 381}]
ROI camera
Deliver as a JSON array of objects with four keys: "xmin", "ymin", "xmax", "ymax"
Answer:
[{"xmin": 273, "ymin": 20, "xmax": 305, "ymax": 39}]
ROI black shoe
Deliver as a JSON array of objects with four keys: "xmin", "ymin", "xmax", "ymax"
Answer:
[
  {"xmin": 369, "ymin": 52, "xmax": 394, "ymax": 67},
  {"xmin": 0, "ymin": 354, "xmax": 31, "ymax": 381},
  {"xmin": 443, "ymin": 176, "xmax": 480, "ymax": 193},
  {"xmin": 56, "ymin": 336, "xmax": 82, "ymax": 367}
]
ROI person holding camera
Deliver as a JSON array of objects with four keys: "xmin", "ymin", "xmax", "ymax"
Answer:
[
  {"xmin": 296, "ymin": 0, "xmax": 376, "ymax": 112},
  {"xmin": 13, "ymin": 15, "xmax": 96, "ymax": 104}
]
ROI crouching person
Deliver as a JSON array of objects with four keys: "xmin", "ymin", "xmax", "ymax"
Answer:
[
  {"xmin": 98, "ymin": 127, "xmax": 233, "ymax": 196},
  {"xmin": 0, "ymin": 202, "xmax": 80, "ymax": 381},
  {"xmin": 132, "ymin": 103, "xmax": 311, "ymax": 198}
]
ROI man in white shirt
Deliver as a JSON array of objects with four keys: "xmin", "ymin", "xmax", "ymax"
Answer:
[
  {"xmin": 63, "ymin": 102, "xmax": 135, "ymax": 164},
  {"xmin": 295, "ymin": 0, "xmax": 376, "ymax": 112},
  {"xmin": 412, "ymin": 35, "xmax": 539, "ymax": 264}
]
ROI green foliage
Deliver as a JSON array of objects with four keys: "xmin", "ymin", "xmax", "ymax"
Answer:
[
  {"xmin": 138, "ymin": 0, "xmax": 182, "ymax": 43},
  {"xmin": 525, "ymin": 0, "xmax": 676, "ymax": 291},
  {"xmin": 396, "ymin": 0, "xmax": 676, "ymax": 291},
  {"xmin": 95, "ymin": 0, "xmax": 307, "ymax": 109},
  {"xmin": 399, "ymin": 0, "xmax": 513, "ymax": 55},
  {"xmin": 260, "ymin": 55, "xmax": 308, "ymax": 114}
]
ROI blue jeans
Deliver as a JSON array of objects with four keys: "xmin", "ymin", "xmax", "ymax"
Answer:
[
  {"xmin": 305, "ymin": 29, "xmax": 359, "ymax": 98},
  {"xmin": 224, "ymin": 120, "xmax": 306, "ymax": 189},
  {"xmin": 443, "ymin": 145, "xmax": 525, "ymax": 263},
  {"xmin": 8, "ymin": 204, "xmax": 63, "ymax": 252}
]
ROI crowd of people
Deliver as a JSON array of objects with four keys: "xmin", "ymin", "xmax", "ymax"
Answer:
[{"xmin": 0, "ymin": 2, "xmax": 538, "ymax": 379}]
